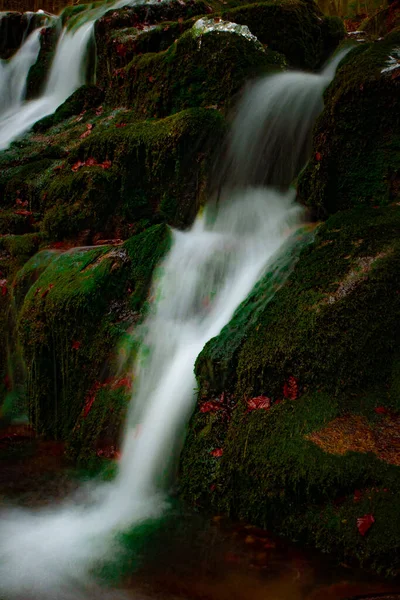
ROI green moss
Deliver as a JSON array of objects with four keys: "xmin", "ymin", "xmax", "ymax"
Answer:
[
  {"xmin": 0, "ymin": 233, "xmax": 42, "ymax": 281},
  {"xmin": 67, "ymin": 384, "xmax": 129, "ymax": 466},
  {"xmin": 41, "ymin": 167, "xmax": 120, "ymax": 241},
  {"xmin": 298, "ymin": 30, "xmax": 400, "ymax": 215},
  {"xmin": 33, "ymin": 85, "xmax": 105, "ymax": 133},
  {"xmin": 0, "ymin": 209, "xmax": 37, "ymax": 235},
  {"xmin": 26, "ymin": 25, "xmax": 60, "ymax": 100},
  {"xmin": 15, "ymin": 224, "xmax": 170, "ymax": 445},
  {"xmin": 107, "ymin": 24, "xmax": 285, "ymax": 115},
  {"xmin": 222, "ymin": 1, "xmax": 344, "ymax": 70},
  {"xmin": 68, "ymin": 108, "xmax": 226, "ymax": 230},
  {"xmin": 181, "ymin": 204, "xmax": 400, "ymax": 574},
  {"xmin": 0, "ymin": 158, "xmax": 55, "ymax": 210}
]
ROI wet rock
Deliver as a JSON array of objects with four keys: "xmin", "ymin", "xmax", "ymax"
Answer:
[
  {"xmin": 0, "ymin": 10, "xmax": 49, "ymax": 59},
  {"xmin": 298, "ymin": 29, "xmax": 400, "ymax": 216},
  {"xmin": 180, "ymin": 204, "xmax": 400, "ymax": 575}
]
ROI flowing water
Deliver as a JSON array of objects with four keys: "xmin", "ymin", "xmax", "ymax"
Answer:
[
  {"xmin": 218, "ymin": 50, "xmax": 348, "ymax": 189},
  {"xmin": 0, "ymin": 13, "xmax": 348, "ymax": 599},
  {"xmin": 0, "ymin": 21, "xmax": 94, "ymax": 150}
]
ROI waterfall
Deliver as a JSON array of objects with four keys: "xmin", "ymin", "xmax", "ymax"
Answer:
[
  {"xmin": 218, "ymin": 49, "xmax": 349, "ymax": 189},
  {"xmin": 0, "ymin": 44, "xmax": 345, "ymax": 600},
  {"xmin": 0, "ymin": 22, "xmax": 94, "ymax": 151},
  {"xmin": 0, "ymin": 28, "xmax": 41, "ymax": 117}
]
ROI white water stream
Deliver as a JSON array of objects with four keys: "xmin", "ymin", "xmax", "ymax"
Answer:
[
  {"xmin": 0, "ymin": 12, "xmax": 346, "ymax": 598},
  {"xmin": 0, "ymin": 22, "xmax": 93, "ymax": 150}
]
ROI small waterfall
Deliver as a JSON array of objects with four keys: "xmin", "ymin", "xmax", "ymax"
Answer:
[
  {"xmin": 0, "ymin": 28, "xmax": 41, "ymax": 117},
  {"xmin": 218, "ymin": 49, "xmax": 349, "ymax": 189},
  {"xmin": 0, "ymin": 42, "xmax": 345, "ymax": 600},
  {"xmin": 0, "ymin": 22, "xmax": 94, "ymax": 150}
]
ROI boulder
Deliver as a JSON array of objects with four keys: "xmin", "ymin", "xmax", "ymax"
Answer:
[
  {"xmin": 298, "ymin": 30, "xmax": 400, "ymax": 217},
  {"xmin": 181, "ymin": 204, "xmax": 400, "ymax": 575}
]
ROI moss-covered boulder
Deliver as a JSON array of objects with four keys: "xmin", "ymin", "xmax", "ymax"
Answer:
[
  {"xmin": 25, "ymin": 24, "xmax": 61, "ymax": 100},
  {"xmin": 14, "ymin": 224, "xmax": 170, "ymax": 446},
  {"xmin": 221, "ymin": 2, "xmax": 345, "ymax": 70},
  {"xmin": 180, "ymin": 204, "xmax": 400, "ymax": 574},
  {"xmin": 94, "ymin": 0, "xmax": 213, "ymax": 88},
  {"xmin": 105, "ymin": 18, "xmax": 285, "ymax": 115},
  {"xmin": 298, "ymin": 30, "xmax": 400, "ymax": 217},
  {"xmin": 41, "ymin": 108, "xmax": 225, "ymax": 240}
]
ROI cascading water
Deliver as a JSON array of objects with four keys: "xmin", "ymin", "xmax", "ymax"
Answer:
[
  {"xmin": 0, "ymin": 28, "xmax": 41, "ymax": 117},
  {"xmin": 0, "ymin": 38, "xmax": 345, "ymax": 600},
  {"xmin": 0, "ymin": 0, "xmax": 170, "ymax": 151},
  {"xmin": 0, "ymin": 22, "xmax": 94, "ymax": 150},
  {"xmin": 218, "ymin": 49, "xmax": 349, "ymax": 189}
]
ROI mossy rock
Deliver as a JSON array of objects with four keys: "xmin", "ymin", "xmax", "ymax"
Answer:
[
  {"xmin": 94, "ymin": 0, "xmax": 212, "ymax": 88},
  {"xmin": 16, "ymin": 224, "xmax": 170, "ymax": 443},
  {"xmin": 0, "ymin": 233, "xmax": 42, "ymax": 281},
  {"xmin": 25, "ymin": 24, "xmax": 60, "ymax": 100},
  {"xmin": 45, "ymin": 108, "xmax": 226, "ymax": 240},
  {"xmin": 106, "ymin": 20, "xmax": 285, "ymax": 115},
  {"xmin": 0, "ymin": 158, "xmax": 56, "ymax": 210},
  {"xmin": 180, "ymin": 204, "xmax": 400, "ymax": 574},
  {"xmin": 298, "ymin": 30, "xmax": 400, "ymax": 217},
  {"xmin": 221, "ymin": 1, "xmax": 345, "ymax": 70}
]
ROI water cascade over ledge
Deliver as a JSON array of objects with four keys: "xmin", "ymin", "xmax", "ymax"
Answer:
[{"xmin": 0, "ymin": 26, "xmax": 346, "ymax": 599}]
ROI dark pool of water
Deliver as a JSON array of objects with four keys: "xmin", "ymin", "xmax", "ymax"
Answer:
[{"xmin": 1, "ymin": 435, "xmax": 400, "ymax": 600}]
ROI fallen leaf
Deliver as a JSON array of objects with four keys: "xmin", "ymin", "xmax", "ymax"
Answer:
[
  {"xmin": 72, "ymin": 340, "xmax": 81, "ymax": 350},
  {"xmin": 210, "ymin": 447, "xmax": 223, "ymax": 457},
  {"xmin": 315, "ymin": 152, "xmax": 322, "ymax": 161},
  {"xmin": 374, "ymin": 406, "xmax": 389, "ymax": 414},
  {"xmin": 247, "ymin": 395, "xmax": 271, "ymax": 411},
  {"xmin": 200, "ymin": 400, "xmax": 224, "ymax": 413},
  {"xmin": 357, "ymin": 513, "xmax": 375, "ymax": 536},
  {"xmin": 14, "ymin": 209, "xmax": 32, "ymax": 216}
]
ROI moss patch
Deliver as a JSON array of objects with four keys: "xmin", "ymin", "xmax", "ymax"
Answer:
[
  {"xmin": 298, "ymin": 30, "xmax": 400, "ymax": 216},
  {"xmin": 180, "ymin": 204, "xmax": 400, "ymax": 575}
]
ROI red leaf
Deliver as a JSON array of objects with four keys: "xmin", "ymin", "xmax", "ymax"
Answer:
[
  {"xmin": 116, "ymin": 122, "xmax": 127, "ymax": 128},
  {"xmin": 148, "ymin": 75, "xmax": 155, "ymax": 83},
  {"xmin": 210, "ymin": 448, "xmax": 223, "ymax": 457},
  {"xmin": 0, "ymin": 279, "xmax": 7, "ymax": 296},
  {"xmin": 353, "ymin": 489, "xmax": 362, "ymax": 502},
  {"xmin": 95, "ymin": 106, "xmax": 103, "ymax": 116},
  {"xmin": 83, "ymin": 394, "xmax": 95, "ymax": 418},
  {"xmin": 247, "ymin": 395, "xmax": 271, "ymax": 411},
  {"xmin": 113, "ymin": 377, "xmax": 132, "ymax": 391},
  {"xmin": 315, "ymin": 152, "xmax": 322, "ymax": 161},
  {"xmin": 14, "ymin": 209, "xmax": 32, "ymax": 216},
  {"xmin": 15, "ymin": 198, "xmax": 28, "ymax": 207},
  {"xmin": 85, "ymin": 157, "xmax": 98, "ymax": 167},
  {"xmin": 374, "ymin": 406, "xmax": 389, "ymax": 414},
  {"xmin": 72, "ymin": 161, "xmax": 85, "ymax": 172},
  {"xmin": 100, "ymin": 160, "xmax": 112, "ymax": 170},
  {"xmin": 357, "ymin": 513, "xmax": 375, "ymax": 536},
  {"xmin": 200, "ymin": 400, "xmax": 224, "ymax": 413},
  {"xmin": 72, "ymin": 340, "xmax": 81, "ymax": 350},
  {"xmin": 283, "ymin": 376, "xmax": 298, "ymax": 400}
]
